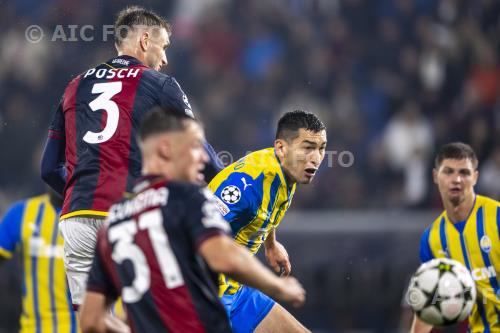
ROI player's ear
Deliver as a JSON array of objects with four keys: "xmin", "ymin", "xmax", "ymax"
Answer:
[
  {"xmin": 472, "ymin": 169, "xmax": 479, "ymax": 186},
  {"xmin": 274, "ymin": 139, "xmax": 287, "ymax": 160},
  {"xmin": 140, "ymin": 31, "xmax": 150, "ymax": 52},
  {"xmin": 157, "ymin": 136, "xmax": 172, "ymax": 161},
  {"xmin": 432, "ymin": 168, "xmax": 438, "ymax": 185}
]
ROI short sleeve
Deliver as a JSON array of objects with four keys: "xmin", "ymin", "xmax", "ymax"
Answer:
[
  {"xmin": 86, "ymin": 230, "xmax": 119, "ymax": 300},
  {"xmin": 0, "ymin": 201, "xmax": 25, "ymax": 258},
  {"xmin": 48, "ymin": 101, "xmax": 65, "ymax": 140},
  {"xmin": 185, "ymin": 187, "xmax": 231, "ymax": 250},
  {"xmin": 159, "ymin": 76, "xmax": 194, "ymax": 118},
  {"xmin": 208, "ymin": 172, "xmax": 260, "ymax": 225},
  {"xmin": 419, "ymin": 227, "xmax": 434, "ymax": 263}
]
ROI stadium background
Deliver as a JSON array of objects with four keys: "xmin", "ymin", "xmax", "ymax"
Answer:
[{"xmin": 0, "ymin": 0, "xmax": 498, "ymax": 332}]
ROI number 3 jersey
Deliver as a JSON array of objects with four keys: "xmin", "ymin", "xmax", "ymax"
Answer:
[
  {"xmin": 49, "ymin": 55, "xmax": 194, "ymax": 220},
  {"xmin": 87, "ymin": 176, "xmax": 233, "ymax": 333}
]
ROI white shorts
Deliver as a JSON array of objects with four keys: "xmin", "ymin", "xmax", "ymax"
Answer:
[{"xmin": 59, "ymin": 217, "xmax": 105, "ymax": 306}]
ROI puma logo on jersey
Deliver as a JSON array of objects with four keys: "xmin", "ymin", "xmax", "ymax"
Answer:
[{"xmin": 241, "ymin": 177, "xmax": 252, "ymax": 190}]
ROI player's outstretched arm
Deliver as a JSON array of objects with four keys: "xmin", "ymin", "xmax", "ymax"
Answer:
[
  {"xmin": 80, "ymin": 292, "xmax": 130, "ymax": 333},
  {"xmin": 200, "ymin": 234, "xmax": 305, "ymax": 307},
  {"xmin": 410, "ymin": 314, "xmax": 433, "ymax": 333}
]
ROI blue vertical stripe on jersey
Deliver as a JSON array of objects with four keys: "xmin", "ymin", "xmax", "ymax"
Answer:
[
  {"xmin": 477, "ymin": 207, "xmax": 500, "ymax": 297},
  {"xmin": 476, "ymin": 206, "xmax": 500, "ymax": 325},
  {"xmin": 49, "ymin": 211, "xmax": 59, "ymax": 333},
  {"xmin": 477, "ymin": 301, "xmax": 491, "ymax": 333},
  {"xmin": 458, "ymin": 223, "xmax": 489, "ymax": 332},
  {"xmin": 32, "ymin": 203, "xmax": 45, "ymax": 333},
  {"xmin": 439, "ymin": 217, "xmax": 447, "ymax": 256},
  {"xmin": 247, "ymin": 175, "xmax": 280, "ymax": 249},
  {"xmin": 497, "ymin": 206, "xmax": 500, "ymax": 244}
]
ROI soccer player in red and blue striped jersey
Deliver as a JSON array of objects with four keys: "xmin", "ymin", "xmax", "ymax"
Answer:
[{"xmin": 40, "ymin": 6, "xmax": 222, "ymax": 307}]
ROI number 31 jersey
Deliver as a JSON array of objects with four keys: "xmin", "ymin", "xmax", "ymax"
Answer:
[
  {"xmin": 87, "ymin": 177, "xmax": 233, "ymax": 333},
  {"xmin": 49, "ymin": 55, "xmax": 193, "ymax": 220}
]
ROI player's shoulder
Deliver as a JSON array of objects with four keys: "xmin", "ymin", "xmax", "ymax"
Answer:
[
  {"xmin": 141, "ymin": 69, "xmax": 181, "ymax": 89},
  {"xmin": 3, "ymin": 199, "xmax": 28, "ymax": 219},
  {"xmin": 232, "ymin": 148, "xmax": 278, "ymax": 178},
  {"xmin": 427, "ymin": 210, "xmax": 446, "ymax": 232},
  {"xmin": 476, "ymin": 194, "xmax": 500, "ymax": 208},
  {"xmin": 166, "ymin": 181, "xmax": 212, "ymax": 203}
]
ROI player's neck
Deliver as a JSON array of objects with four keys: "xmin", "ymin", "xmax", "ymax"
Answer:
[
  {"xmin": 444, "ymin": 193, "xmax": 476, "ymax": 223},
  {"xmin": 142, "ymin": 159, "xmax": 175, "ymax": 181},
  {"xmin": 117, "ymin": 49, "xmax": 145, "ymax": 65}
]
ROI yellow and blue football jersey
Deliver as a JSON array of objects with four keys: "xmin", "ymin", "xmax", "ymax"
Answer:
[
  {"xmin": 208, "ymin": 148, "xmax": 296, "ymax": 295},
  {"xmin": 0, "ymin": 194, "xmax": 78, "ymax": 333},
  {"xmin": 420, "ymin": 195, "xmax": 500, "ymax": 332}
]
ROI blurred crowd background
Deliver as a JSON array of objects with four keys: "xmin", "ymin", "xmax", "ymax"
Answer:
[
  {"xmin": 0, "ymin": 0, "xmax": 499, "ymax": 210},
  {"xmin": 0, "ymin": 0, "xmax": 498, "ymax": 332}
]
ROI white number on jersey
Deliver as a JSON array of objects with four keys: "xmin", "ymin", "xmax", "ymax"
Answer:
[
  {"xmin": 108, "ymin": 208, "xmax": 184, "ymax": 303},
  {"xmin": 83, "ymin": 81, "xmax": 122, "ymax": 144}
]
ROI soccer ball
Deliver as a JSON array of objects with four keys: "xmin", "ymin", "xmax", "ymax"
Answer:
[
  {"xmin": 406, "ymin": 258, "xmax": 476, "ymax": 326},
  {"xmin": 221, "ymin": 185, "xmax": 241, "ymax": 204}
]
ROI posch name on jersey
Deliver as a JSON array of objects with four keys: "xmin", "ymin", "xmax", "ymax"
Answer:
[
  {"xmin": 83, "ymin": 67, "xmax": 140, "ymax": 79},
  {"xmin": 107, "ymin": 188, "xmax": 169, "ymax": 223}
]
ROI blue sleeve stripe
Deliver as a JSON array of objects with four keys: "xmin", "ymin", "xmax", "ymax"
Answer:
[
  {"xmin": 419, "ymin": 226, "xmax": 434, "ymax": 263},
  {"xmin": 0, "ymin": 201, "xmax": 26, "ymax": 252}
]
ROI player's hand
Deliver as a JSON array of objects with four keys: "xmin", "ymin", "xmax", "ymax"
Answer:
[
  {"xmin": 277, "ymin": 276, "xmax": 306, "ymax": 308},
  {"xmin": 104, "ymin": 314, "xmax": 131, "ymax": 333},
  {"xmin": 265, "ymin": 241, "xmax": 291, "ymax": 276}
]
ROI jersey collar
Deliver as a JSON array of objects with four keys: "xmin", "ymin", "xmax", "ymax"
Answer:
[{"xmin": 106, "ymin": 55, "xmax": 144, "ymax": 68}]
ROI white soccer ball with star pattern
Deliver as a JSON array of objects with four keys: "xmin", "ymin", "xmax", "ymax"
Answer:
[
  {"xmin": 221, "ymin": 185, "xmax": 241, "ymax": 204},
  {"xmin": 407, "ymin": 258, "xmax": 476, "ymax": 326}
]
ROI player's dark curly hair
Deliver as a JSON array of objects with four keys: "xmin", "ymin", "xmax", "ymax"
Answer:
[
  {"xmin": 139, "ymin": 107, "xmax": 198, "ymax": 142},
  {"xmin": 276, "ymin": 110, "xmax": 326, "ymax": 142},
  {"xmin": 114, "ymin": 6, "xmax": 171, "ymax": 46},
  {"xmin": 435, "ymin": 142, "xmax": 478, "ymax": 169}
]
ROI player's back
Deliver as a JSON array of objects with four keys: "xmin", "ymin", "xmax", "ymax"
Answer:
[
  {"xmin": 53, "ymin": 55, "xmax": 193, "ymax": 220},
  {"xmin": 89, "ymin": 177, "xmax": 232, "ymax": 333}
]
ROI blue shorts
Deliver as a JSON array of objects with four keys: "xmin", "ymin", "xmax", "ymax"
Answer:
[{"xmin": 220, "ymin": 286, "xmax": 275, "ymax": 333}]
